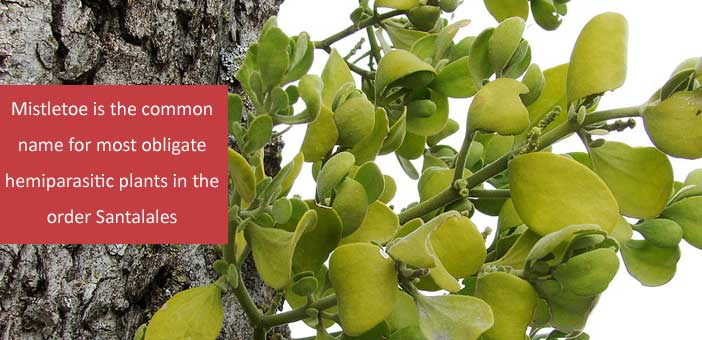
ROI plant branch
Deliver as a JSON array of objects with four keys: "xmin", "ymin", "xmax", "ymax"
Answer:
[
  {"xmin": 398, "ymin": 105, "xmax": 642, "ymax": 224},
  {"xmin": 313, "ymin": 10, "xmax": 405, "ymax": 50},
  {"xmin": 470, "ymin": 189, "xmax": 511, "ymax": 199},
  {"xmin": 453, "ymin": 127, "xmax": 476, "ymax": 182},
  {"xmin": 261, "ymin": 294, "xmax": 338, "ymax": 328},
  {"xmin": 233, "ymin": 272, "xmax": 264, "ymax": 327}
]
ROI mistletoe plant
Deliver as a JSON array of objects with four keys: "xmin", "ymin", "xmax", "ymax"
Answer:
[{"xmin": 138, "ymin": 0, "xmax": 702, "ymax": 339}]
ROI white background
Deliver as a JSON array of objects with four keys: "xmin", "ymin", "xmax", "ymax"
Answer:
[{"xmin": 276, "ymin": 1, "xmax": 702, "ymax": 338}]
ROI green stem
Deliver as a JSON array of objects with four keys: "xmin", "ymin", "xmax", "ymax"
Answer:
[
  {"xmin": 223, "ymin": 220, "xmax": 237, "ymax": 264},
  {"xmin": 261, "ymin": 294, "xmax": 338, "ymax": 328},
  {"xmin": 470, "ymin": 189, "xmax": 511, "ymax": 199},
  {"xmin": 313, "ymin": 10, "xmax": 404, "ymax": 50},
  {"xmin": 453, "ymin": 127, "xmax": 476, "ymax": 182},
  {"xmin": 253, "ymin": 328, "xmax": 267, "ymax": 340},
  {"xmin": 317, "ymin": 45, "xmax": 376, "ymax": 79},
  {"xmin": 233, "ymin": 272, "xmax": 264, "ymax": 327},
  {"xmin": 398, "ymin": 105, "xmax": 642, "ymax": 224}
]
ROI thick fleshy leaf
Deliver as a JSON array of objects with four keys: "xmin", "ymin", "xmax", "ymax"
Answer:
[
  {"xmin": 621, "ymin": 239, "xmax": 681, "ymax": 287},
  {"xmin": 633, "ymin": 219, "xmax": 683, "ymax": 248},
  {"xmin": 228, "ymin": 93, "xmax": 243, "ymax": 134},
  {"xmin": 279, "ymin": 152, "xmax": 304, "ymax": 196},
  {"xmin": 510, "ymin": 152, "xmax": 619, "ymax": 235},
  {"xmin": 353, "ymin": 162, "xmax": 385, "ymax": 203},
  {"xmin": 427, "ymin": 119, "xmax": 459, "ymax": 146},
  {"xmin": 407, "ymin": 90, "xmax": 450, "ymax": 136},
  {"xmin": 228, "ymin": 148, "xmax": 256, "ymax": 203},
  {"xmin": 552, "ymin": 248, "xmax": 619, "ymax": 297},
  {"xmin": 475, "ymin": 272, "xmax": 537, "ymax": 340},
  {"xmin": 258, "ymin": 26, "xmax": 290, "ymax": 90},
  {"xmin": 661, "ymin": 196, "xmax": 702, "ymax": 248},
  {"xmin": 533, "ymin": 280, "xmax": 597, "ymax": 334},
  {"xmin": 376, "ymin": 49, "xmax": 436, "ymax": 98},
  {"xmin": 526, "ymin": 63, "xmax": 569, "ymax": 133},
  {"xmin": 531, "ymin": 0, "xmax": 564, "ymax": 31},
  {"xmin": 386, "ymin": 291, "xmax": 420, "ymax": 332},
  {"xmin": 302, "ymin": 107, "xmax": 338, "ymax": 162},
  {"xmin": 642, "ymin": 90, "xmax": 702, "ymax": 159},
  {"xmin": 525, "ymin": 224, "xmax": 603, "ymax": 268},
  {"xmin": 350, "ymin": 108, "xmax": 390, "ymax": 164},
  {"xmin": 497, "ymin": 199, "xmax": 523, "ymax": 230},
  {"xmin": 335, "ymin": 97, "xmax": 376, "ymax": 146},
  {"xmin": 488, "ymin": 17, "xmax": 526, "ymax": 73},
  {"xmin": 407, "ymin": 5, "xmax": 441, "ymax": 31},
  {"xmin": 380, "ymin": 111, "xmax": 408, "ymax": 155},
  {"xmin": 520, "ymin": 64, "xmax": 545, "ymax": 106},
  {"xmin": 246, "ymin": 210, "xmax": 316, "ymax": 289},
  {"xmin": 329, "ymin": 243, "xmax": 398, "ymax": 336},
  {"xmin": 297, "ymin": 75, "xmax": 324, "ymax": 122},
  {"xmin": 484, "ymin": 134, "xmax": 514, "ymax": 164},
  {"xmin": 333, "ymin": 178, "xmax": 369, "ymax": 236},
  {"xmin": 483, "ymin": 0, "xmax": 529, "ymax": 22},
  {"xmin": 293, "ymin": 202, "xmax": 343, "ymax": 273},
  {"xmin": 322, "ymin": 49, "xmax": 355, "ymax": 107},
  {"xmin": 380, "ymin": 175, "xmax": 398, "ymax": 203},
  {"xmin": 340, "ymin": 201, "xmax": 399, "ymax": 245},
  {"xmin": 144, "ymin": 285, "xmax": 223, "ymax": 340},
  {"xmin": 397, "ymin": 132, "xmax": 426, "ymax": 160},
  {"xmin": 376, "ymin": 0, "xmax": 420, "ymax": 10},
  {"xmin": 385, "ymin": 24, "xmax": 429, "ymax": 51},
  {"xmin": 469, "ymin": 78, "xmax": 530, "ymax": 135},
  {"xmin": 567, "ymin": 12, "xmax": 628, "ymax": 104},
  {"xmin": 283, "ymin": 32, "xmax": 315, "ymax": 84},
  {"xmin": 430, "ymin": 57, "xmax": 478, "ymax": 98},
  {"xmin": 430, "ymin": 215, "xmax": 486, "ymax": 278},
  {"xmin": 469, "ymin": 28, "xmax": 495, "ymax": 85},
  {"xmin": 286, "ymin": 266, "xmax": 336, "ymax": 329},
  {"xmin": 415, "ymin": 294, "xmax": 494, "ymax": 340},
  {"xmin": 590, "ymin": 141, "xmax": 673, "ymax": 218},
  {"xmin": 244, "ymin": 114, "xmax": 273, "ymax": 153},
  {"xmin": 317, "ymin": 152, "xmax": 356, "ymax": 197}
]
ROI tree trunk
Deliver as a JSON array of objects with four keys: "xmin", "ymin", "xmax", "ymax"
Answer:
[{"xmin": 0, "ymin": 0, "xmax": 286, "ymax": 339}]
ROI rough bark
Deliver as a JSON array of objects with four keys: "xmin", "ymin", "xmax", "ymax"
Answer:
[{"xmin": 0, "ymin": 0, "xmax": 287, "ymax": 339}]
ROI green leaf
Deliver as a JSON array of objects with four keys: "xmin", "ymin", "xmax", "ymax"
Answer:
[
  {"xmin": 353, "ymin": 162, "xmax": 386, "ymax": 203},
  {"xmin": 145, "ymin": 285, "xmax": 223, "ymax": 340},
  {"xmin": 469, "ymin": 78, "xmax": 530, "ymax": 135},
  {"xmin": 590, "ymin": 141, "xmax": 673, "ymax": 219},
  {"xmin": 244, "ymin": 115, "xmax": 273, "ymax": 153},
  {"xmin": 283, "ymin": 32, "xmax": 314, "ymax": 83},
  {"xmin": 376, "ymin": 0, "xmax": 419, "ymax": 10},
  {"xmin": 385, "ymin": 291, "xmax": 420, "ymax": 332},
  {"xmin": 484, "ymin": 134, "xmax": 514, "ymax": 165},
  {"xmin": 483, "ymin": 0, "xmax": 529, "ymax": 22},
  {"xmin": 469, "ymin": 28, "xmax": 495, "ymax": 86},
  {"xmin": 228, "ymin": 148, "xmax": 256, "ymax": 203},
  {"xmin": 340, "ymin": 201, "xmax": 399, "ymax": 245},
  {"xmin": 531, "ymin": 0, "xmax": 564, "ymax": 31},
  {"xmin": 258, "ymin": 26, "xmax": 290, "ymax": 90},
  {"xmin": 525, "ymin": 224, "xmax": 603, "ymax": 268},
  {"xmin": 429, "ymin": 215, "xmax": 486, "ymax": 278},
  {"xmin": 317, "ymin": 152, "xmax": 356, "ymax": 198},
  {"xmin": 526, "ymin": 63, "xmax": 569, "ymax": 133},
  {"xmin": 552, "ymin": 248, "xmax": 619, "ymax": 297},
  {"xmin": 286, "ymin": 266, "xmax": 336, "ymax": 329},
  {"xmin": 533, "ymin": 280, "xmax": 597, "ymax": 334},
  {"xmin": 330, "ymin": 243, "xmax": 398, "ymax": 336},
  {"xmin": 301, "ymin": 107, "xmax": 338, "ymax": 162},
  {"xmin": 488, "ymin": 17, "xmax": 526, "ymax": 74},
  {"xmin": 350, "ymin": 108, "xmax": 391, "ymax": 164},
  {"xmin": 293, "ymin": 202, "xmax": 343, "ymax": 273},
  {"xmin": 661, "ymin": 196, "xmax": 702, "ymax": 248},
  {"xmin": 334, "ymin": 97, "xmax": 376, "ymax": 146},
  {"xmin": 322, "ymin": 49, "xmax": 355, "ymax": 107},
  {"xmin": 380, "ymin": 175, "xmax": 398, "ymax": 203},
  {"xmin": 415, "ymin": 294, "xmax": 494, "ymax": 340},
  {"xmin": 621, "ymin": 239, "xmax": 681, "ymax": 287},
  {"xmin": 228, "ymin": 94, "xmax": 243, "ymax": 134},
  {"xmin": 510, "ymin": 152, "xmax": 619, "ymax": 235},
  {"xmin": 567, "ymin": 12, "xmax": 628, "ymax": 104},
  {"xmin": 475, "ymin": 272, "xmax": 537, "ymax": 340},
  {"xmin": 407, "ymin": 5, "xmax": 441, "ymax": 32},
  {"xmin": 642, "ymin": 90, "xmax": 702, "ymax": 159},
  {"xmin": 298, "ymin": 74, "xmax": 324, "ymax": 122},
  {"xmin": 430, "ymin": 57, "xmax": 478, "ymax": 98},
  {"xmin": 410, "ymin": 34, "xmax": 438, "ymax": 63},
  {"xmin": 521, "ymin": 64, "xmax": 545, "ymax": 106},
  {"xmin": 427, "ymin": 119, "xmax": 459, "ymax": 146},
  {"xmin": 633, "ymin": 219, "xmax": 683, "ymax": 248},
  {"xmin": 333, "ymin": 178, "xmax": 370, "ymax": 236},
  {"xmin": 279, "ymin": 152, "xmax": 304, "ymax": 197},
  {"xmin": 272, "ymin": 198, "xmax": 293, "ymax": 224},
  {"xmin": 376, "ymin": 50, "xmax": 436, "ymax": 98},
  {"xmin": 439, "ymin": 0, "xmax": 460, "ymax": 12},
  {"xmin": 397, "ymin": 132, "xmax": 427, "ymax": 160},
  {"xmin": 380, "ymin": 111, "xmax": 408, "ymax": 155},
  {"xmin": 384, "ymin": 24, "xmax": 430, "ymax": 51},
  {"xmin": 407, "ymin": 90, "xmax": 450, "ymax": 136},
  {"xmin": 246, "ymin": 210, "xmax": 316, "ymax": 289}
]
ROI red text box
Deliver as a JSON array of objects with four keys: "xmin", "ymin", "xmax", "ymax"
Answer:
[{"xmin": 0, "ymin": 85, "xmax": 228, "ymax": 244}]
